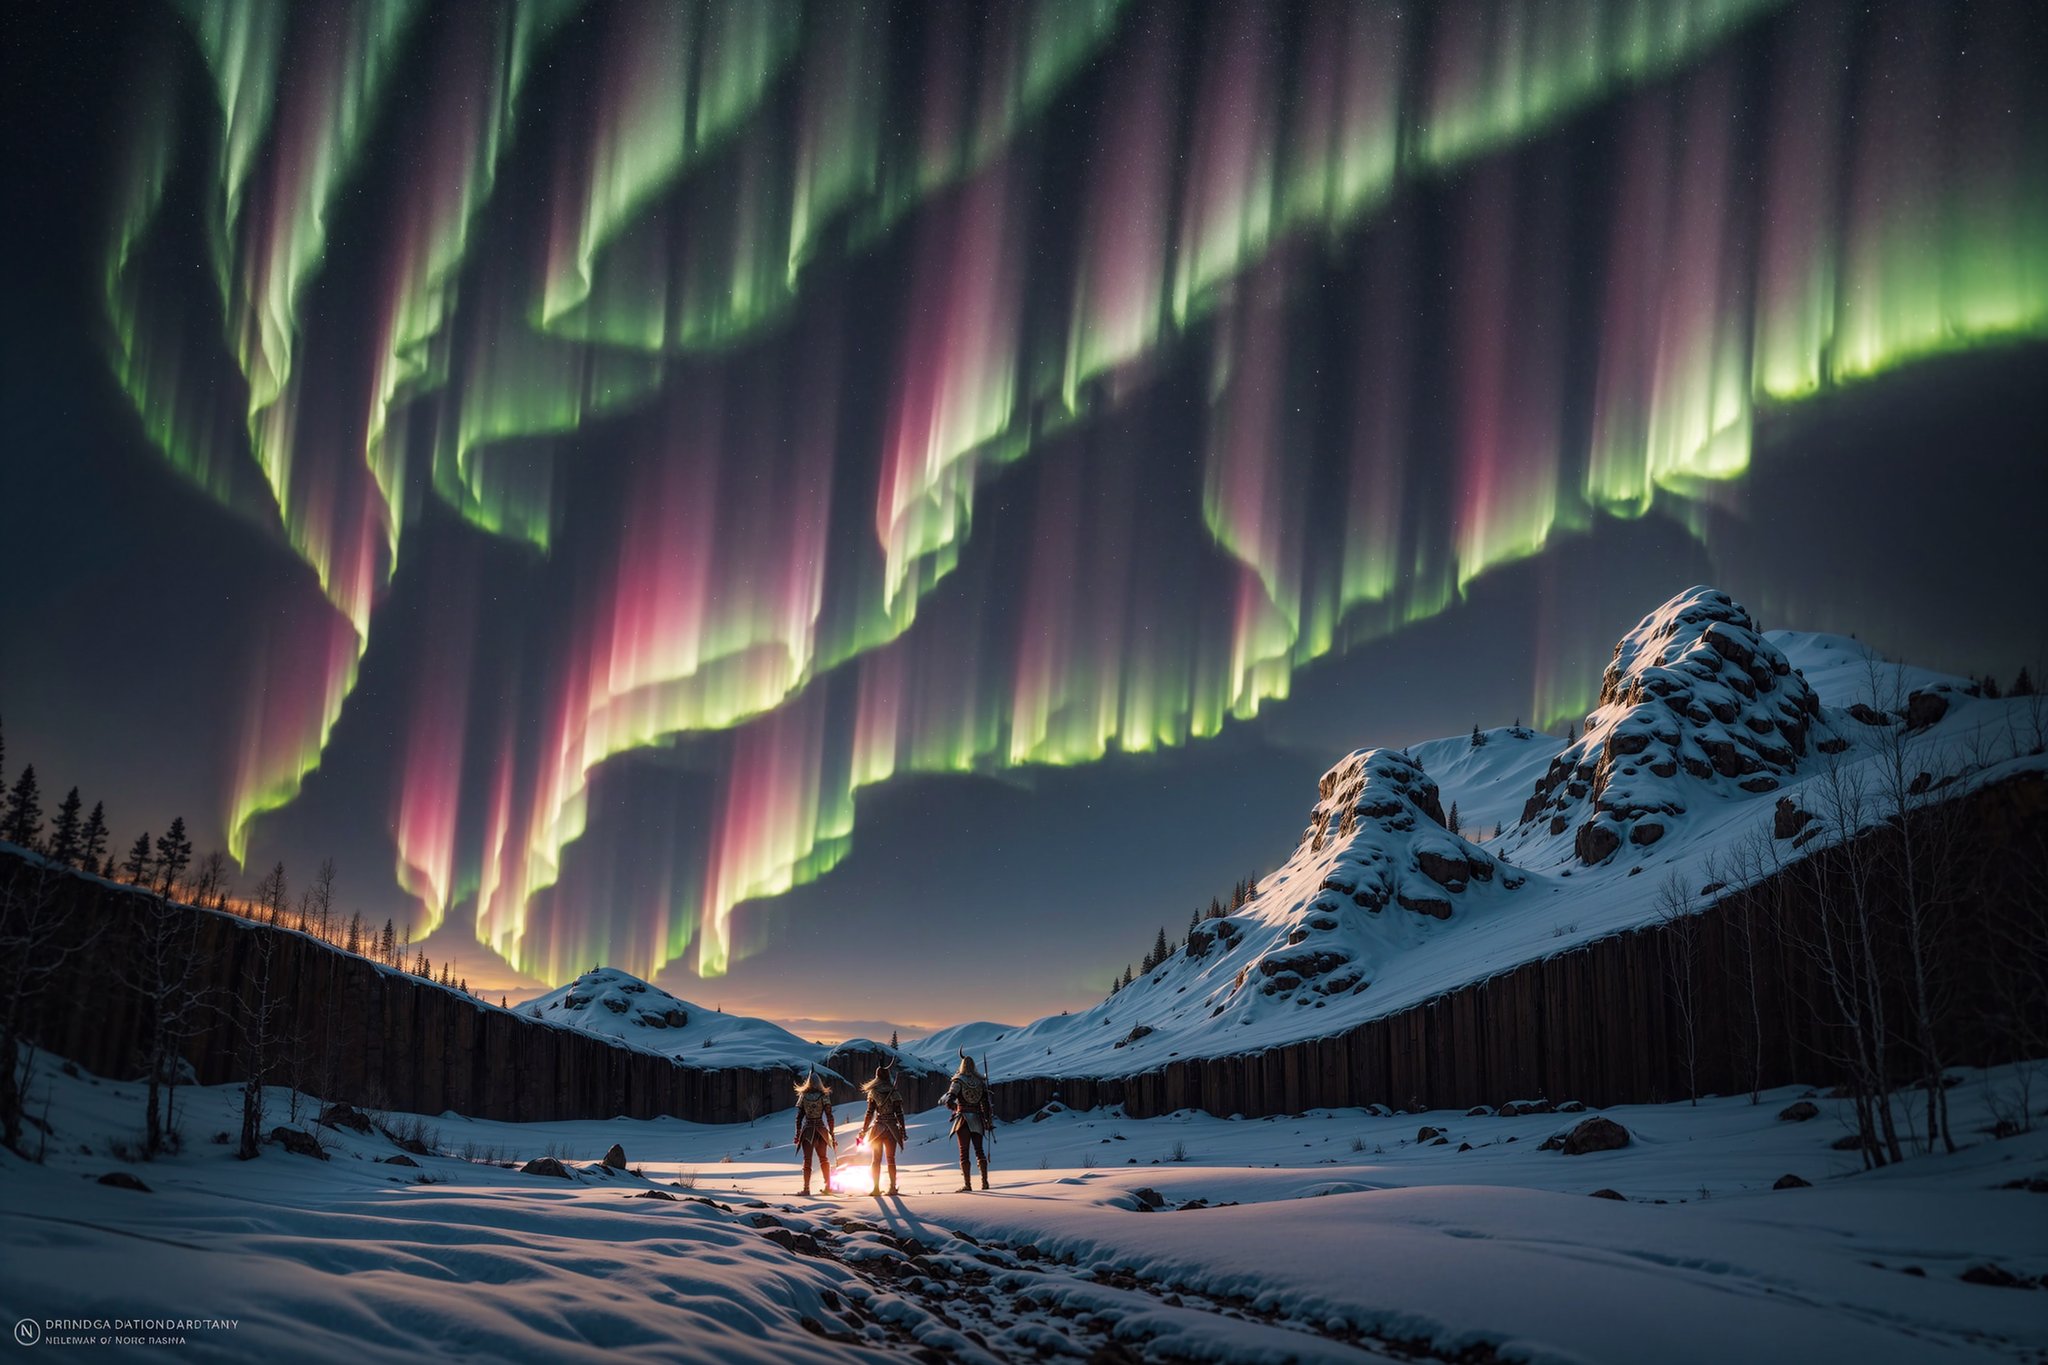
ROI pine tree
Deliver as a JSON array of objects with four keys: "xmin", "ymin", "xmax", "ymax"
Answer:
[
  {"xmin": 889, "ymin": 1029, "xmax": 899, "ymax": 1049},
  {"xmin": 1469, "ymin": 724, "xmax": 1485, "ymax": 748},
  {"xmin": 1188, "ymin": 909, "xmax": 1200, "ymax": 937},
  {"xmin": 1122, "ymin": 964, "xmax": 1134, "ymax": 990},
  {"xmin": 1447, "ymin": 800, "xmax": 1461, "ymax": 836},
  {"xmin": 154, "ymin": 817, "xmax": 193, "ymax": 898},
  {"xmin": 1151, "ymin": 926, "xmax": 1170, "ymax": 972},
  {"xmin": 0, "ymin": 712, "xmax": 6, "ymax": 791},
  {"xmin": 345, "ymin": 912, "xmax": 363, "ymax": 956},
  {"xmin": 2014, "ymin": 667, "xmax": 2036, "ymax": 697},
  {"xmin": 47, "ymin": 787, "xmax": 84, "ymax": 865},
  {"xmin": 1567, "ymin": 722, "xmax": 1578, "ymax": 743},
  {"xmin": 122, "ymin": 830, "xmax": 154, "ymax": 885},
  {"xmin": 379, "ymin": 919, "xmax": 396, "ymax": 965},
  {"xmin": 102, "ymin": 854, "xmax": 118, "ymax": 879},
  {"xmin": 1208, "ymin": 896, "xmax": 1223, "ymax": 920},
  {"xmin": 79, "ymin": 801, "xmax": 108, "ymax": 873},
  {"xmin": 1982, "ymin": 674, "xmax": 2003, "ymax": 700},
  {"xmin": 2, "ymin": 764, "xmax": 44, "ymax": 848}
]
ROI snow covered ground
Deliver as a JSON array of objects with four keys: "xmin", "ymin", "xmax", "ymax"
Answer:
[{"xmin": 5, "ymin": 1056, "xmax": 2044, "ymax": 1362}]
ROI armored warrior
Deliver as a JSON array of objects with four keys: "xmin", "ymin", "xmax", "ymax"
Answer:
[
  {"xmin": 793, "ymin": 1069, "xmax": 836, "ymax": 1195},
  {"xmin": 941, "ymin": 1050, "xmax": 996, "ymax": 1191},
  {"xmin": 858, "ymin": 1060, "xmax": 908, "ymax": 1196}
]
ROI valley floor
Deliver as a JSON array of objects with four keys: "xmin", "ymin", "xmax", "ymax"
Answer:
[{"xmin": 2, "ymin": 1061, "xmax": 2045, "ymax": 1363}]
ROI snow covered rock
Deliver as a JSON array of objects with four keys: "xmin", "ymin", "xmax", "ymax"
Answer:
[
  {"xmin": 1519, "ymin": 587, "xmax": 1830, "ymax": 864},
  {"xmin": 521, "ymin": 1157, "xmax": 571, "ymax": 1179},
  {"xmin": 270, "ymin": 1127, "xmax": 328, "ymax": 1160},
  {"xmin": 603, "ymin": 1143, "xmax": 628, "ymax": 1170},
  {"xmin": 1560, "ymin": 1117, "xmax": 1631, "ymax": 1155}
]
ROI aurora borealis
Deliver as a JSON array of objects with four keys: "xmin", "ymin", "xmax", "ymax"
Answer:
[{"xmin": 5, "ymin": 0, "xmax": 2046, "ymax": 1024}]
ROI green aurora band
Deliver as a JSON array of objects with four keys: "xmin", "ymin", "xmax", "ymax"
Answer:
[{"xmin": 101, "ymin": 0, "xmax": 2048, "ymax": 984}]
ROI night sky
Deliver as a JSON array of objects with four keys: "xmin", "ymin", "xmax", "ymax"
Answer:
[{"xmin": 3, "ymin": 0, "xmax": 2044, "ymax": 1036}]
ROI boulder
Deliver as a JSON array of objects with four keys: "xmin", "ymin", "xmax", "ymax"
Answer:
[
  {"xmin": 1958, "ymin": 1264, "xmax": 2033, "ymax": 1290},
  {"xmin": 317, "ymin": 1103, "xmax": 375, "ymax": 1134},
  {"xmin": 1777, "ymin": 1101, "xmax": 1819, "ymax": 1123},
  {"xmin": 1905, "ymin": 690, "xmax": 1950, "ymax": 731},
  {"xmin": 1589, "ymin": 1188, "xmax": 1626, "ymax": 1201},
  {"xmin": 604, "ymin": 1143, "xmax": 628, "ymax": 1171},
  {"xmin": 1555, "ymin": 1100, "xmax": 1586, "ymax": 1114},
  {"xmin": 521, "ymin": 1156, "xmax": 572, "ymax": 1179},
  {"xmin": 1560, "ymin": 1117, "xmax": 1630, "ymax": 1156},
  {"xmin": 1416, "ymin": 1126, "xmax": 1444, "ymax": 1143},
  {"xmin": 381, "ymin": 1155, "xmax": 419, "ymax": 1167},
  {"xmin": 760, "ymin": 1227, "xmax": 825, "ymax": 1258},
  {"xmin": 97, "ymin": 1171, "xmax": 151, "ymax": 1192},
  {"xmin": 1538, "ymin": 1134, "xmax": 1565, "ymax": 1152},
  {"xmin": 1772, "ymin": 1173, "xmax": 1810, "ymax": 1190},
  {"xmin": 1831, "ymin": 1133, "xmax": 1865, "ymax": 1151},
  {"xmin": 1575, "ymin": 822, "xmax": 1621, "ymax": 865},
  {"xmin": 270, "ymin": 1127, "xmax": 328, "ymax": 1160},
  {"xmin": 1465, "ymin": 1105, "xmax": 1494, "ymax": 1118},
  {"xmin": 1773, "ymin": 798, "xmax": 1814, "ymax": 841},
  {"xmin": 635, "ymin": 1189, "xmax": 678, "ymax": 1201},
  {"xmin": 1131, "ymin": 1187, "xmax": 1165, "ymax": 1211}
]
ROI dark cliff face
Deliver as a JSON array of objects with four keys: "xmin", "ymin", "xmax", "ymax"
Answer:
[{"xmin": 3, "ymin": 858, "xmax": 945, "ymax": 1123}]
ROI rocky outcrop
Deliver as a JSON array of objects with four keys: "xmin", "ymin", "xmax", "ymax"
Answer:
[
  {"xmin": 521, "ymin": 1157, "xmax": 572, "ymax": 1179},
  {"xmin": 1519, "ymin": 589, "xmax": 1831, "ymax": 864}
]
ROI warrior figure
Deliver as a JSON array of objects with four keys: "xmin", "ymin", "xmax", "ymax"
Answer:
[
  {"xmin": 942, "ymin": 1050, "xmax": 996, "ymax": 1191},
  {"xmin": 793, "ymin": 1069, "xmax": 835, "ymax": 1195},
  {"xmin": 858, "ymin": 1061, "xmax": 909, "ymax": 1196}
]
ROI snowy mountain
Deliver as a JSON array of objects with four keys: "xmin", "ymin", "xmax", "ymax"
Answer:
[
  {"xmin": 524, "ymin": 967, "xmax": 829, "ymax": 1072},
  {"xmin": 915, "ymin": 586, "xmax": 2046, "ymax": 1083}
]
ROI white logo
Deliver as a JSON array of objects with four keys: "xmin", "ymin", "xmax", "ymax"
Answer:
[{"xmin": 13, "ymin": 1319, "xmax": 40, "ymax": 1346}]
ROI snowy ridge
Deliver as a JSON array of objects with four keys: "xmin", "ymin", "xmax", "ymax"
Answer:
[
  {"xmin": 526, "ymin": 967, "xmax": 831, "ymax": 1073},
  {"xmin": 912, "ymin": 586, "xmax": 2047, "ymax": 1082}
]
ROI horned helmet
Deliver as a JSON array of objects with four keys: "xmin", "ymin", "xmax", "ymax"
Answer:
[
  {"xmin": 864, "ymin": 1060, "xmax": 895, "ymax": 1092},
  {"xmin": 955, "ymin": 1049, "xmax": 978, "ymax": 1077},
  {"xmin": 795, "ymin": 1067, "xmax": 826, "ymax": 1095}
]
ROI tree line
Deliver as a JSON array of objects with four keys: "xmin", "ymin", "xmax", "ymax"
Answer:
[
  {"xmin": 1107, "ymin": 871, "xmax": 1262, "ymax": 999},
  {"xmin": 0, "ymin": 716, "xmax": 483, "ymax": 1162}
]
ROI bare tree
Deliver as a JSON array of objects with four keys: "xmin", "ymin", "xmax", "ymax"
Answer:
[
  {"xmin": 1654, "ymin": 873, "xmax": 1702, "ymax": 1105},
  {"xmin": 1863, "ymin": 663, "xmax": 1967, "ymax": 1154},
  {"xmin": 255, "ymin": 861, "xmax": 288, "ymax": 927},
  {"xmin": 1786, "ymin": 749, "xmax": 1905, "ymax": 1167},
  {"xmin": 236, "ymin": 927, "xmax": 280, "ymax": 1160},
  {"xmin": 1710, "ymin": 835, "xmax": 1768, "ymax": 1105},
  {"xmin": 188, "ymin": 850, "xmax": 231, "ymax": 910},
  {"xmin": 0, "ymin": 856, "xmax": 98, "ymax": 1154},
  {"xmin": 307, "ymin": 858, "xmax": 336, "ymax": 942},
  {"xmin": 118, "ymin": 887, "xmax": 207, "ymax": 1155}
]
